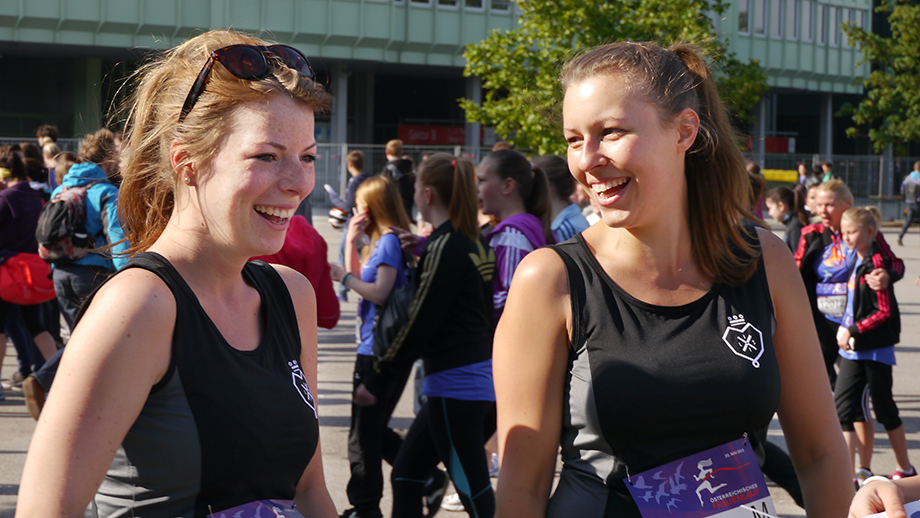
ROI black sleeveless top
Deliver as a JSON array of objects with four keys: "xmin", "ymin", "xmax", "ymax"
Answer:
[
  {"xmin": 89, "ymin": 252, "xmax": 320, "ymax": 518},
  {"xmin": 545, "ymin": 233, "xmax": 781, "ymax": 518}
]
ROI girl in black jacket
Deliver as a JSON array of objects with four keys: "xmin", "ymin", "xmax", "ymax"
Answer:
[
  {"xmin": 360, "ymin": 153, "xmax": 497, "ymax": 518},
  {"xmin": 835, "ymin": 206, "xmax": 915, "ymax": 482}
]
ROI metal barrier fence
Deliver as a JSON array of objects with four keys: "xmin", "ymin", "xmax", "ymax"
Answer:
[
  {"xmin": 4, "ymin": 136, "xmax": 920, "ymax": 221},
  {"xmin": 749, "ymin": 153, "xmax": 920, "ymax": 221}
]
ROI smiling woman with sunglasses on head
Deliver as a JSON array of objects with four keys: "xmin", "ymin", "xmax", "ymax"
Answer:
[{"xmin": 16, "ymin": 30, "xmax": 336, "ymax": 518}]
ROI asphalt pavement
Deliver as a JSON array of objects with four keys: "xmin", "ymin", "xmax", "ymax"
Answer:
[{"xmin": 2, "ymin": 216, "xmax": 920, "ymax": 517}]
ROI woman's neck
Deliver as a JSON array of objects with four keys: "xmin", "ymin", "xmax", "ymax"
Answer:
[
  {"xmin": 425, "ymin": 205, "xmax": 450, "ymax": 230},
  {"xmin": 498, "ymin": 196, "xmax": 528, "ymax": 223},
  {"xmin": 549, "ymin": 196, "xmax": 569, "ymax": 221}
]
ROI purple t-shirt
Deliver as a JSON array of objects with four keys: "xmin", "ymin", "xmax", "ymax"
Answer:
[{"xmin": 487, "ymin": 213, "xmax": 547, "ymax": 323}]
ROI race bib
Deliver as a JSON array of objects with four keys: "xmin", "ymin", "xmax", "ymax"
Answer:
[
  {"xmin": 816, "ymin": 282, "xmax": 848, "ymax": 319},
  {"xmin": 625, "ymin": 438, "xmax": 775, "ymax": 518},
  {"xmin": 208, "ymin": 500, "xmax": 305, "ymax": 518}
]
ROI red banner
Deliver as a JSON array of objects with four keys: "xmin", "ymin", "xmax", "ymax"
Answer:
[{"xmin": 398, "ymin": 124, "xmax": 466, "ymax": 145}]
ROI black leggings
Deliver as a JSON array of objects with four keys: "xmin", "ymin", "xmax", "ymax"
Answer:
[{"xmin": 391, "ymin": 397, "xmax": 495, "ymax": 518}]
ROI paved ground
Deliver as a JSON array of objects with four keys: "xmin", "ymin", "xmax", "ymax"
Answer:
[{"xmin": 2, "ymin": 216, "xmax": 920, "ymax": 517}]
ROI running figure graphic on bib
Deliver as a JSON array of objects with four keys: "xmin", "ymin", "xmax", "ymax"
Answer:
[{"xmin": 694, "ymin": 459, "xmax": 728, "ymax": 506}]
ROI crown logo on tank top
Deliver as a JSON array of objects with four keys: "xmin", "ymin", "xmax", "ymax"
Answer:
[
  {"xmin": 288, "ymin": 360, "xmax": 318, "ymax": 418},
  {"xmin": 721, "ymin": 315, "xmax": 764, "ymax": 368}
]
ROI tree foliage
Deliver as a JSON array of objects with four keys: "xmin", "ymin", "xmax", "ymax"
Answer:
[
  {"xmin": 461, "ymin": 0, "xmax": 768, "ymax": 155},
  {"xmin": 842, "ymin": 0, "xmax": 920, "ymax": 154}
]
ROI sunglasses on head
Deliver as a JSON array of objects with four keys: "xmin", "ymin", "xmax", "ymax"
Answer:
[{"xmin": 178, "ymin": 44, "xmax": 315, "ymax": 123}]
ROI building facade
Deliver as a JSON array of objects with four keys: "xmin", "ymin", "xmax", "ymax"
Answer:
[{"xmin": 0, "ymin": 0, "xmax": 879, "ymax": 156}]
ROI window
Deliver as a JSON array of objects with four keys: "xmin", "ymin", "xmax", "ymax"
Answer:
[
  {"xmin": 786, "ymin": 0, "xmax": 798, "ymax": 39},
  {"xmin": 771, "ymin": 0, "xmax": 784, "ymax": 37},
  {"xmin": 491, "ymin": 0, "xmax": 511, "ymax": 11},
  {"xmin": 754, "ymin": 0, "xmax": 767, "ymax": 35},
  {"xmin": 738, "ymin": 0, "xmax": 751, "ymax": 33},
  {"xmin": 817, "ymin": 3, "xmax": 826, "ymax": 44},
  {"xmin": 841, "ymin": 7, "xmax": 850, "ymax": 47},
  {"xmin": 829, "ymin": 6, "xmax": 839, "ymax": 46},
  {"xmin": 465, "ymin": 0, "xmax": 483, "ymax": 8},
  {"xmin": 802, "ymin": 0, "xmax": 813, "ymax": 40}
]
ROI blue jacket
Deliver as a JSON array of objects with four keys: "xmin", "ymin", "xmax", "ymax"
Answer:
[{"xmin": 51, "ymin": 163, "xmax": 128, "ymax": 271}]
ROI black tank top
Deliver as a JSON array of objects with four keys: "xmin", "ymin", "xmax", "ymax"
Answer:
[
  {"xmin": 90, "ymin": 252, "xmax": 320, "ymax": 517},
  {"xmin": 546, "ymin": 232, "xmax": 781, "ymax": 518}
]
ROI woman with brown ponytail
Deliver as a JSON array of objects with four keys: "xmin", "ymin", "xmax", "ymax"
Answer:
[{"xmin": 492, "ymin": 42, "xmax": 852, "ymax": 517}]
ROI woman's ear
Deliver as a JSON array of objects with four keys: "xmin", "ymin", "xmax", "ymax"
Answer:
[
  {"xmin": 423, "ymin": 186, "xmax": 434, "ymax": 206},
  {"xmin": 170, "ymin": 140, "xmax": 196, "ymax": 186},
  {"xmin": 501, "ymin": 177, "xmax": 516, "ymax": 197},
  {"xmin": 675, "ymin": 108, "xmax": 701, "ymax": 153}
]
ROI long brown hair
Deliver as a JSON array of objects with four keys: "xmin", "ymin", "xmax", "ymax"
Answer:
[
  {"xmin": 118, "ymin": 29, "xmax": 332, "ymax": 256},
  {"xmin": 417, "ymin": 153, "xmax": 479, "ymax": 242},
  {"xmin": 561, "ymin": 41, "xmax": 759, "ymax": 285},
  {"xmin": 355, "ymin": 175, "xmax": 413, "ymax": 262}
]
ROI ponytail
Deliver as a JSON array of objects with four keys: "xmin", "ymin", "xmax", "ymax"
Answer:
[
  {"xmin": 484, "ymin": 149, "xmax": 554, "ymax": 243},
  {"xmin": 417, "ymin": 153, "xmax": 480, "ymax": 242}
]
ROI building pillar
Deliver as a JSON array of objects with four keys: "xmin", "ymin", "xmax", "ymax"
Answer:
[
  {"xmin": 331, "ymin": 62, "xmax": 349, "ymax": 146},
  {"xmin": 354, "ymin": 71, "xmax": 375, "ymax": 144},
  {"xmin": 819, "ymin": 93, "xmax": 833, "ymax": 160},
  {"xmin": 73, "ymin": 58, "xmax": 102, "ymax": 135},
  {"xmin": 465, "ymin": 76, "xmax": 482, "ymax": 149},
  {"xmin": 752, "ymin": 97, "xmax": 767, "ymax": 166}
]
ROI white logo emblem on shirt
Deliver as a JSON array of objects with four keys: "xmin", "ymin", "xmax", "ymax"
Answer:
[
  {"xmin": 721, "ymin": 314, "xmax": 764, "ymax": 368},
  {"xmin": 288, "ymin": 359, "xmax": 317, "ymax": 418}
]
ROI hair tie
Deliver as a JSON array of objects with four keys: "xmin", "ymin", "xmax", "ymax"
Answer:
[{"xmin": 451, "ymin": 159, "xmax": 457, "ymax": 168}]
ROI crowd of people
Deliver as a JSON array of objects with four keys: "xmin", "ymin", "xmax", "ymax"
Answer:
[{"xmin": 1, "ymin": 29, "xmax": 919, "ymax": 518}]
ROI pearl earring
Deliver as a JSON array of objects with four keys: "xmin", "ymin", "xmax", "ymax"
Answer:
[{"xmin": 184, "ymin": 177, "xmax": 191, "ymax": 184}]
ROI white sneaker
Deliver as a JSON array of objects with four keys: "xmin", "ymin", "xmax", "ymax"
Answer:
[
  {"xmin": 440, "ymin": 493, "xmax": 464, "ymax": 512},
  {"xmin": 489, "ymin": 452, "xmax": 500, "ymax": 478}
]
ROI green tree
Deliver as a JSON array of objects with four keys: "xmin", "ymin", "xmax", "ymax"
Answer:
[
  {"xmin": 461, "ymin": 0, "xmax": 768, "ymax": 155},
  {"xmin": 842, "ymin": 0, "xmax": 920, "ymax": 154}
]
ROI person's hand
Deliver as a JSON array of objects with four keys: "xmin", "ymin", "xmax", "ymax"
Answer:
[
  {"xmin": 866, "ymin": 268, "xmax": 890, "ymax": 291},
  {"xmin": 389, "ymin": 226, "xmax": 420, "ymax": 253},
  {"xmin": 330, "ymin": 263, "xmax": 346, "ymax": 283},
  {"xmin": 837, "ymin": 326, "xmax": 853, "ymax": 350},
  {"xmin": 347, "ymin": 210, "xmax": 371, "ymax": 245},
  {"xmin": 353, "ymin": 384, "xmax": 377, "ymax": 406},
  {"xmin": 849, "ymin": 479, "xmax": 907, "ymax": 518},
  {"xmin": 418, "ymin": 223, "xmax": 434, "ymax": 239}
]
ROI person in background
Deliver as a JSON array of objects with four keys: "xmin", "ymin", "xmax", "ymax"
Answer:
[
  {"xmin": 253, "ymin": 214, "xmax": 340, "ymax": 330},
  {"xmin": 381, "ymin": 139, "xmax": 416, "ymax": 219},
  {"xmin": 835, "ymin": 206, "xmax": 915, "ymax": 484},
  {"xmin": 41, "ymin": 142, "xmax": 61, "ymax": 190},
  {"xmin": 0, "ymin": 148, "xmax": 59, "ymax": 401},
  {"xmin": 337, "ymin": 150, "xmax": 374, "ymax": 301},
  {"xmin": 746, "ymin": 161, "xmax": 765, "ymax": 220},
  {"xmin": 822, "ymin": 160, "xmax": 836, "ymax": 182},
  {"xmin": 493, "ymin": 41, "xmax": 852, "ymax": 518},
  {"xmin": 330, "ymin": 175, "xmax": 422, "ymax": 518},
  {"xmin": 16, "ymin": 29, "xmax": 337, "ymax": 518},
  {"xmin": 766, "ymin": 186, "xmax": 808, "ymax": 252},
  {"xmin": 897, "ymin": 161, "xmax": 920, "ymax": 246},
  {"xmin": 35, "ymin": 124, "xmax": 58, "ymax": 148},
  {"xmin": 358, "ymin": 154, "xmax": 497, "ymax": 518},
  {"xmin": 535, "ymin": 154, "xmax": 590, "ymax": 243},
  {"xmin": 477, "ymin": 149, "xmax": 552, "ymax": 323}
]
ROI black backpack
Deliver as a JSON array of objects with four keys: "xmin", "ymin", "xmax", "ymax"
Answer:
[{"xmin": 35, "ymin": 182, "xmax": 105, "ymax": 265}]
